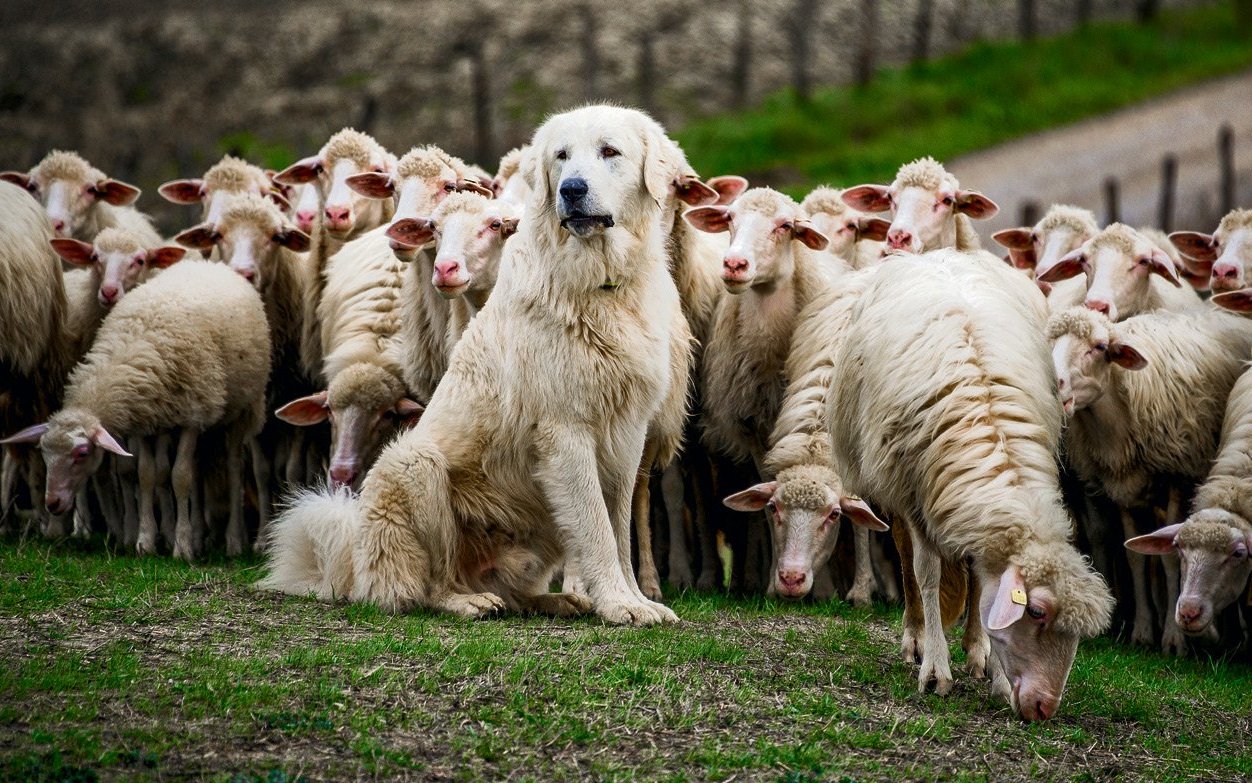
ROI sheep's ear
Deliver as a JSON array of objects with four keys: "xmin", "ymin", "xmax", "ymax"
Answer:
[
  {"xmin": 274, "ymin": 227, "xmax": 311, "ymax": 253},
  {"xmin": 1125, "ymin": 524, "xmax": 1182, "ymax": 556},
  {"xmin": 987, "ymin": 565, "xmax": 1027, "ymax": 631},
  {"xmin": 992, "ymin": 228, "xmax": 1033, "ymax": 252},
  {"xmin": 275, "ymin": 392, "xmax": 330, "ymax": 426},
  {"xmin": 723, "ymin": 482, "xmax": 778, "ymax": 512},
  {"xmin": 1036, "ymin": 248, "xmax": 1085, "ymax": 283},
  {"xmin": 672, "ymin": 174, "xmax": 718, "ymax": 207},
  {"xmin": 1178, "ymin": 265, "xmax": 1211, "ymax": 292},
  {"xmin": 90, "ymin": 179, "xmax": 141, "ymax": 206},
  {"xmin": 839, "ymin": 496, "xmax": 888, "ymax": 531},
  {"xmin": 0, "ymin": 171, "xmax": 31, "ymax": 190},
  {"xmin": 684, "ymin": 206, "xmax": 731, "ymax": 234},
  {"xmin": 855, "ymin": 217, "xmax": 891, "ymax": 242},
  {"xmin": 274, "ymin": 156, "xmax": 323, "ymax": 185},
  {"xmin": 1211, "ymin": 289, "xmax": 1252, "ymax": 314},
  {"xmin": 146, "ymin": 246, "xmax": 186, "ymax": 269},
  {"xmin": 707, "ymin": 175, "xmax": 748, "ymax": 206},
  {"xmin": 1146, "ymin": 248, "xmax": 1182, "ymax": 288},
  {"xmin": 954, "ymin": 189, "xmax": 998, "ymax": 219},
  {"xmin": 92, "ymin": 427, "xmax": 131, "ymax": 457},
  {"xmin": 386, "ymin": 218, "xmax": 436, "ymax": 249},
  {"xmin": 174, "ymin": 224, "xmax": 218, "ymax": 251},
  {"xmin": 50, "ymin": 238, "xmax": 95, "ymax": 266},
  {"xmin": 1169, "ymin": 231, "xmax": 1218, "ymax": 263},
  {"xmin": 393, "ymin": 397, "xmax": 425, "ymax": 427},
  {"xmin": 0, "ymin": 422, "xmax": 49, "ymax": 445},
  {"xmin": 345, "ymin": 172, "xmax": 393, "ymax": 199},
  {"xmin": 457, "ymin": 179, "xmax": 495, "ymax": 198},
  {"xmin": 499, "ymin": 218, "xmax": 520, "ymax": 239},
  {"xmin": 1107, "ymin": 340, "xmax": 1147, "ymax": 371},
  {"xmin": 1005, "ymin": 246, "xmax": 1038, "ymax": 272},
  {"xmin": 158, "ymin": 179, "xmax": 205, "ymax": 205},
  {"xmin": 266, "ymin": 191, "xmax": 291, "ymax": 211},
  {"xmin": 791, "ymin": 222, "xmax": 830, "ymax": 251},
  {"xmin": 841, "ymin": 185, "xmax": 891, "ymax": 213}
]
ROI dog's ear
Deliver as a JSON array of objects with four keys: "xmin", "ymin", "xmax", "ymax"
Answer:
[
  {"xmin": 641, "ymin": 123, "xmax": 676, "ymax": 205},
  {"xmin": 520, "ymin": 145, "xmax": 550, "ymax": 213}
]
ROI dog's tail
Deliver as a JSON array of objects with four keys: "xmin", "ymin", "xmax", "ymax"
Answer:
[{"xmin": 256, "ymin": 485, "xmax": 361, "ymax": 601}]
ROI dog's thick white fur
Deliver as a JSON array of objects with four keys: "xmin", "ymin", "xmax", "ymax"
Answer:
[{"xmin": 259, "ymin": 105, "xmax": 686, "ymax": 625}]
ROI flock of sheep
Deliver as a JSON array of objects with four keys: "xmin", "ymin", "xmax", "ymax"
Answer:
[{"xmin": 2, "ymin": 104, "xmax": 1250, "ymax": 723}]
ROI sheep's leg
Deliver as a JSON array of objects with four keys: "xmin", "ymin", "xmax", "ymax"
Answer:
[
  {"xmin": 1160, "ymin": 487, "xmax": 1187, "ymax": 657},
  {"xmin": 693, "ymin": 455, "xmax": 722, "ymax": 592},
  {"xmin": 92, "ymin": 471, "xmax": 122, "ymax": 543},
  {"xmin": 0, "ymin": 447, "xmax": 16, "ymax": 526},
  {"xmin": 1079, "ymin": 492, "xmax": 1112, "ymax": 582},
  {"xmin": 117, "ymin": 440, "xmax": 140, "ymax": 549},
  {"xmin": 633, "ymin": 442, "xmax": 663, "ymax": 601},
  {"xmin": 1122, "ymin": 509, "xmax": 1155, "ymax": 646},
  {"xmin": 962, "ymin": 567, "xmax": 989, "ymax": 678},
  {"xmin": 910, "ymin": 525, "xmax": 953, "ymax": 695},
  {"xmin": 661, "ymin": 462, "xmax": 694, "ymax": 590},
  {"xmin": 250, "ymin": 439, "xmax": 272, "ymax": 542},
  {"xmin": 225, "ymin": 429, "xmax": 248, "ymax": 557},
  {"xmin": 284, "ymin": 428, "xmax": 305, "ymax": 488},
  {"xmin": 893, "ymin": 519, "xmax": 923, "ymax": 663},
  {"xmin": 171, "ymin": 429, "xmax": 199, "ymax": 562},
  {"xmin": 135, "ymin": 437, "xmax": 159, "ymax": 555},
  {"xmin": 72, "ymin": 491, "xmax": 92, "ymax": 538},
  {"xmin": 871, "ymin": 534, "xmax": 901, "ymax": 604},
  {"xmin": 154, "ymin": 432, "xmax": 175, "ymax": 549},
  {"xmin": 846, "ymin": 525, "xmax": 876, "ymax": 607}
]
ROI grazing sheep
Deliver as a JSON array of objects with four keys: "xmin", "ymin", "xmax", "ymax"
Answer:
[
  {"xmin": 800, "ymin": 186, "xmax": 889, "ymax": 270},
  {"xmin": 992, "ymin": 204, "xmax": 1098, "ymax": 302},
  {"xmin": 1, "ymin": 151, "xmax": 159, "ymax": 245},
  {"xmin": 1035, "ymin": 223, "xmax": 1200, "ymax": 321},
  {"xmin": 1170, "ymin": 208, "xmax": 1252, "ymax": 294},
  {"xmin": 158, "ymin": 155, "xmax": 283, "ymax": 228},
  {"xmin": 259, "ymin": 105, "xmax": 686, "ymax": 626},
  {"xmin": 829, "ymin": 250, "xmax": 1112, "ymax": 721},
  {"xmin": 2, "ymin": 260, "xmax": 270, "ymax": 560},
  {"xmin": 841, "ymin": 157, "xmax": 997, "ymax": 255},
  {"xmin": 1049, "ymin": 305, "xmax": 1252, "ymax": 653}
]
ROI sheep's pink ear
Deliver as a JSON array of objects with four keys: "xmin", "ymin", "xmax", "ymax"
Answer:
[
  {"xmin": 672, "ymin": 174, "xmax": 718, "ymax": 207},
  {"xmin": 386, "ymin": 218, "xmax": 436, "ymax": 248},
  {"xmin": 158, "ymin": 179, "xmax": 205, "ymax": 205},
  {"xmin": 1169, "ymin": 231, "xmax": 1218, "ymax": 263},
  {"xmin": 274, "ymin": 227, "xmax": 311, "ymax": 253},
  {"xmin": 1036, "ymin": 248, "xmax": 1085, "ymax": 283},
  {"xmin": 346, "ymin": 172, "xmax": 394, "ymax": 199},
  {"xmin": 992, "ymin": 228, "xmax": 1033, "ymax": 252},
  {"xmin": 1107, "ymin": 340, "xmax": 1147, "ymax": 371},
  {"xmin": 1036, "ymin": 279, "xmax": 1053, "ymax": 296},
  {"xmin": 393, "ymin": 397, "xmax": 424, "ymax": 427},
  {"xmin": 791, "ymin": 222, "xmax": 829, "ymax": 251},
  {"xmin": 987, "ymin": 564, "xmax": 1027, "ymax": 631},
  {"xmin": 90, "ymin": 179, "xmax": 141, "ymax": 206},
  {"xmin": 684, "ymin": 206, "xmax": 731, "ymax": 234},
  {"xmin": 1005, "ymin": 246, "xmax": 1038, "ymax": 272},
  {"xmin": 92, "ymin": 427, "xmax": 131, "ymax": 457},
  {"xmin": 723, "ymin": 482, "xmax": 778, "ymax": 512},
  {"xmin": 50, "ymin": 238, "xmax": 96, "ymax": 266},
  {"xmin": 707, "ymin": 175, "xmax": 748, "ymax": 206},
  {"xmin": 174, "ymin": 224, "xmax": 218, "ymax": 251},
  {"xmin": 0, "ymin": 171, "xmax": 31, "ymax": 189},
  {"xmin": 273, "ymin": 156, "xmax": 323, "ymax": 185},
  {"xmin": 1147, "ymin": 248, "xmax": 1182, "ymax": 288},
  {"xmin": 954, "ymin": 189, "xmax": 998, "ymax": 219},
  {"xmin": 855, "ymin": 217, "xmax": 891, "ymax": 242},
  {"xmin": 0, "ymin": 422, "xmax": 49, "ymax": 445},
  {"xmin": 266, "ymin": 191, "xmax": 291, "ymax": 211},
  {"xmin": 499, "ymin": 218, "xmax": 520, "ymax": 239},
  {"xmin": 1212, "ymin": 289, "xmax": 1252, "ymax": 313},
  {"xmin": 841, "ymin": 184, "xmax": 891, "ymax": 213},
  {"xmin": 146, "ymin": 246, "xmax": 186, "ymax": 269},
  {"xmin": 1125, "ymin": 524, "xmax": 1182, "ymax": 556},
  {"xmin": 839, "ymin": 496, "xmax": 888, "ymax": 531},
  {"xmin": 1179, "ymin": 266, "xmax": 1211, "ymax": 292},
  {"xmin": 275, "ymin": 392, "xmax": 329, "ymax": 426},
  {"xmin": 456, "ymin": 179, "xmax": 494, "ymax": 198}
]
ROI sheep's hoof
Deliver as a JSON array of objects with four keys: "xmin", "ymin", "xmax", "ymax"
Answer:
[
  {"xmin": 695, "ymin": 570, "xmax": 720, "ymax": 593},
  {"xmin": 918, "ymin": 659, "xmax": 954, "ymax": 696},
  {"xmin": 845, "ymin": 583, "xmax": 874, "ymax": 608},
  {"xmin": 225, "ymin": 537, "xmax": 245, "ymax": 558},
  {"xmin": 522, "ymin": 592, "xmax": 593, "ymax": 617},
  {"xmin": 668, "ymin": 564, "xmax": 694, "ymax": 590},
  {"xmin": 172, "ymin": 540, "xmax": 195, "ymax": 562},
  {"xmin": 1160, "ymin": 626, "xmax": 1188, "ymax": 658},
  {"xmin": 135, "ymin": 535, "xmax": 157, "ymax": 556},
  {"xmin": 1130, "ymin": 618, "xmax": 1155, "ymax": 647},
  {"xmin": 900, "ymin": 631, "xmax": 920, "ymax": 664},
  {"xmin": 965, "ymin": 643, "xmax": 989, "ymax": 679},
  {"xmin": 441, "ymin": 592, "xmax": 505, "ymax": 619},
  {"xmin": 639, "ymin": 579, "xmax": 663, "ymax": 602}
]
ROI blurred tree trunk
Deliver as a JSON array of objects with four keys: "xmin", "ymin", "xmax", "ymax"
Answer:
[
  {"xmin": 911, "ymin": 0, "xmax": 934, "ymax": 64},
  {"xmin": 730, "ymin": 0, "xmax": 752, "ymax": 109},
  {"xmin": 1134, "ymin": 0, "xmax": 1159, "ymax": 23},
  {"xmin": 853, "ymin": 0, "xmax": 878, "ymax": 87},
  {"xmin": 1075, "ymin": 0, "xmax": 1093, "ymax": 26},
  {"xmin": 786, "ymin": 0, "xmax": 820, "ymax": 102},
  {"xmin": 456, "ymin": 41, "xmax": 495, "ymax": 165},
  {"xmin": 1238, "ymin": 0, "xmax": 1252, "ymax": 35},
  {"xmin": 579, "ymin": 4, "xmax": 600, "ymax": 103},
  {"xmin": 636, "ymin": 31, "xmax": 656, "ymax": 112},
  {"xmin": 1017, "ymin": 0, "xmax": 1036, "ymax": 41}
]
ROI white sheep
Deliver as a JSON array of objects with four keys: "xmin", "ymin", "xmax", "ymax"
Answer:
[
  {"xmin": 158, "ymin": 155, "xmax": 283, "ymax": 228},
  {"xmin": 1049, "ymin": 305, "xmax": 1252, "ymax": 653},
  {"xmin": 992, "ymin": 204, "xmax": 1099, "ymax": 303},
  {"xmin": 841, "ymin": 157, "xmax": 997, "ymax": 255},
  {"xmin": 1170, "ymin": 208, "xmax": 1252, "ymax": 294},
  {"xmin": 799, "ymin": 186, "xmax": 889, "ymax": 270},
  {"xmin": 829, "ymin": 250, "xmax": 1112, "ymax": 721},
  {"xmin": 2, "ymin": 260, "xmax": 270, "ymax": 559},
  {"xmin": 1, "ymin": 151, "xmax": 160, "ymax": 245}
]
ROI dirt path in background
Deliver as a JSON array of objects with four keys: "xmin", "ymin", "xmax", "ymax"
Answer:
[{"xmin": 949, "ymin": 68, "xmax": 1252, "ymax": 239}]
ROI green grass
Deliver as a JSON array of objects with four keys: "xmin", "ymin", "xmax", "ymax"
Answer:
[
  {"xmin": 1, "ymin": 540, "xmax": 1249, "ymax": 781},
  {"xmin": 674, "ymin": 2, "xmax": 1252, "ymax": 196}
]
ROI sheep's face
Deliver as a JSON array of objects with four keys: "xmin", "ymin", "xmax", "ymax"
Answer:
[
  {"xmin": 274, "ymin": 131, "xmax": 394, "ymax": 239},
  {"xmin": 982, "ymin": 579, "xmax": 1078, "ymax": 722},
  {"xmin": 1172, "ymin": 215, "xmax": 1252, "ymax": 293},
  {"xmin": 174, "ymin": 196, "xmax": 310, "ymax": 290},
  {"xmin": 1126, "ymin": 512, "xmax": 1252, "ymax": 636},
  {"xmin": 0, "ymin": 415, "xmax": 129, "ymax": 515},
  {"xmin": 806, "ymin": 209, "xmax": 858, "ymax": 260},
  {"xmin": 1038, "ymin": 227, "xmax": 1181, "ymax": 321},
  {"xmin": 841, "ymin": 179, "xmax": 997, "ymax": 255},
  {"xmin": 1050, "ymin": 321, "xmax": 1145, "ymax": 415},
  {"xmin": 291, "ymin": 184, "xmax": 321, "ymax": 235},
  {"xmin": 50, "ymin": 235, "xmax": 184, "ymax": 307},
  {"xmin": 2, "ymin": 154, "xmax": 141, "ymax": 238},
  {"xmin": 428, "ymin": 198, "xmax": 520, "ymax": 299},
  {"xmin": 159, "ymin": 169, "xmax": 276, "ymax": 228}
]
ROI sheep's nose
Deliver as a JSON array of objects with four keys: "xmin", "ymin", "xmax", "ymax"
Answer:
[
  {"xmin": 324, "ymin": 205, "xmax": 352, "ymax": 229},
  {"xmin": 559, "ymin": 178, "xmax": 588, "ymax": 203},
  {"xmin": 1035, "ymin": 699, "xmax": 1057, "ymax": 721},
  {"xmin": 52, "ymin": 219, "xmax": 67, "ymax": 236},
  {"xmin": 1214, "ymin": 264, "xmax": 1239, "ymax": 280},
  {"xmin": 237, "ymin": 267, "xmax": 256, "ymax": 283},
  {"xmin": 295, "ymin": 210, "xmax": 316, "ymax": 232},
  {"xmin": 886, "ymin": 229, "xmax": 913, "ymax": 251},
  {"xmin": 1085, "ymin": 299, "xmax": 1110, "ymax": 316},
  {"xmin": 329, "ymin": 464, "xmax": 357, "ymax": 488},
  {"xmin": 778, "ymin": 570, "xmax": 806, "ymax": 590},
  {"xmin": 723, "ymin": 256, "xmax": 749, "ymax": 273},
  {"xmin": 434, "ymin": 261, "xmax": 462, "ymax": 280},
  {"xmin": 45, "ymin": 494, "xmax": 65, "ymax": 514},
  {"xmin": 100, "ymin": 284, "xmax": 119, "ymax": 303}
]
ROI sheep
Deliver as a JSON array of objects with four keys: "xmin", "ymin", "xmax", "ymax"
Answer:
[
  {"xmin": 1126, "ymin": 363, "xmax": 1252, "ymax": 640},
  {"xmin": 49, "ymin": 228, "xmax": 187, "ymax": 313},
  {"xmin": 2, "ymin": 260, "xmax": 270, "ymax": 560},
  {"xmin": 158, "ymin": 155, "xmax": 284, "ymax": 228},
  {"xmin": 273, "ymin": 128, "xmax": 396, "ymax": 243},
  {"xmin": 1170, "ymin": 208, "xmax": 1252, "ymax": 294},
  {"xmin": 493, "ymin": 146, "xmax": 529, "ymax": 208},
  {"xmin": 1049, "ymin": 305, "xmax": 1252, "ymax": 653},
  {"xmin": 841, "ymin": 157, "xmax": 997, "ymax": 255},
  {"xmin": 1, "ymin": 151, "xmax": 160, "ymax": 245},
  {"xmin": 992, "ymin": 204, "xmax": 1099, "ymax": 302},
  {"xmin": 1034, "ymin": 223, "xmax": 1200, "ymax": 321},
  {"xmin": 828, "ymin": 250, "xmax": 1112, "ymax": 721},
  {"xmin": 291, "ymin": 183, "xmax": 321, "ymax": 235},
  {"xmin": 799, "ymin": 186, "xmax": 889, "ymax": 270},
  {"xmin": 258, "ymin": 105, "xmax": 687, "ymax": 626}
]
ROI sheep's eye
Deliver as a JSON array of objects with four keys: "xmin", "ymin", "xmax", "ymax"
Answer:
[
  {"xmin": 1094, "ymin": 342, "xmax": 1108, "ymax": 353},
  {"xmin": 556, "ymin": 150, "xmax": 568, "ymax": 161},
  {"xmin": 766, "ymin": 500, "xmax": 777, "ymax": 512},
  {"xmin": 1026, "ymin": 604, "xmax": 1046, "ymax": 620},
  {"xmin": 372, "ymin": 165, "xmax": 385, "ymax": 173},
  {"xmin": 780, "ymin": 221, "xmax": 793, "ymax": 232},
  {"xmin": 211, "ymin": 231, "xmax": 223, "ymax": 243},
  {"xmin": 845, "ymin": 222, "xmax": 857, "ymax": 232},
  {"xmin": 1233, "ymin": 546, "xmax": 1248, "ymax": 560},
  {"xmin": 941, "ymin": 195, "xmax": 954, "ymax": 206},
  {"xmin": 1029, "ymin": 233, "xmax": 1038, "ymax": 244},
  {"xmin": 443, "ymin": 182, "xmax": 456, "ymax": 192},
  {"xmin": 133, "ymin": 256, "xmax": 145, "ymax": 266},
  {"xmin": 1136, "ymin": 257, "xmax": 1149, "ymax": 266},
  {"xmin": 71, "ymin": 445, "xmax": 90, "ymax": 461},
  {"xmin": 601, "ymin": 146, "xmax": 620, "ymax": 159},
  {"xmin": 489, "ymin": 220, "xmax": 502, "ymax": 231}
]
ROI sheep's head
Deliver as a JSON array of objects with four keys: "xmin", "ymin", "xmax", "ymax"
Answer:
[
  {"xmin": 174, "ymin": 194, "xmax": 309, "ymax": 289},
  {"xmin": 1037, "ymin": 224, "xmax": 1181, "ymax": 321},
  {"xmin": 0, "ymin": 409, "xmax": 130, "ymax": 514},
  {"xmin": 724, "ymin": 464, "xmax": 887, "ymax": 599},
  {"xmin": 1, "ymin": 150, "xmax": 140, "ymax": 239},
  {"xmin": 993, "ymin": 205, "xmax": 1098, "ymax": 288},
  {"xmin": 801, "ymin": 186, "xmax": 890, "ymax": 262},
  {"xmin": 50, "ymin": 228, "xmax": 184, "ymax": 307},
  {"xmin": 273, "ymin": 128, "xmax": 395, "ymax": 238},
  {"xmin": 386, "ymin": 192, "xmax": 520, "ymax": 298},
  {"xmin": 159, "ymin": 155, "xmax": 283, "ymax": 227},
  {"xmin": 1171, "ymin": 208, "xmax": 1252, "ymax": 294},
  {"xmin": 841, "ymin": 157, "xmax": 997, "ymax": 254},
  {"xmin": 1046, "ymin": 307, "xmax": 1146, "ymax": 415},
  {"xmin": 685, "ymin": 187, "xmax": 829, "ymax": 293}
]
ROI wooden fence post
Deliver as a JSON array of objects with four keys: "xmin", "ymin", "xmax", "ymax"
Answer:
[
  {"xmin": 1158, "ymin": 155, "xmax": 1177, "ymax": 232},
  {"xmin": 1020, "ymin": 201, "xmax": 1040, "ymax": 227},
  {"xmin": 1219, "ymin": 124, "xmax": 1235, "ymax": 215},
  {"xmin": 1103, "ymin": 177, "xmax": 1120, "ymax": 225}
]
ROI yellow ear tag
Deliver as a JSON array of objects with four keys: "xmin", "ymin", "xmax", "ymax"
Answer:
[{"xmin": 1010, "ymin": 588, "xmax": 1028, "ymax": 606}]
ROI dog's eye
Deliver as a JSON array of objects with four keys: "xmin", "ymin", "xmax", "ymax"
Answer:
[
  {"xmin": 556, "ymin": 150, "xmax": 568, "ymax": 161},
  {"xmin": 601, "ymin": 146, "xmax": 620, "ymax": 159}
]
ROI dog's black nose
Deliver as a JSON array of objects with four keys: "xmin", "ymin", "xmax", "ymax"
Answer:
[{"xmin": 559, "ymin": 178, "xmax": 589, "ymax": 203}]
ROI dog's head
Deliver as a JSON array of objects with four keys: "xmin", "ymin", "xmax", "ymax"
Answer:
[{"xmin": 524, "ymin": 105, "xmax": 671, "ymax": 241}]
